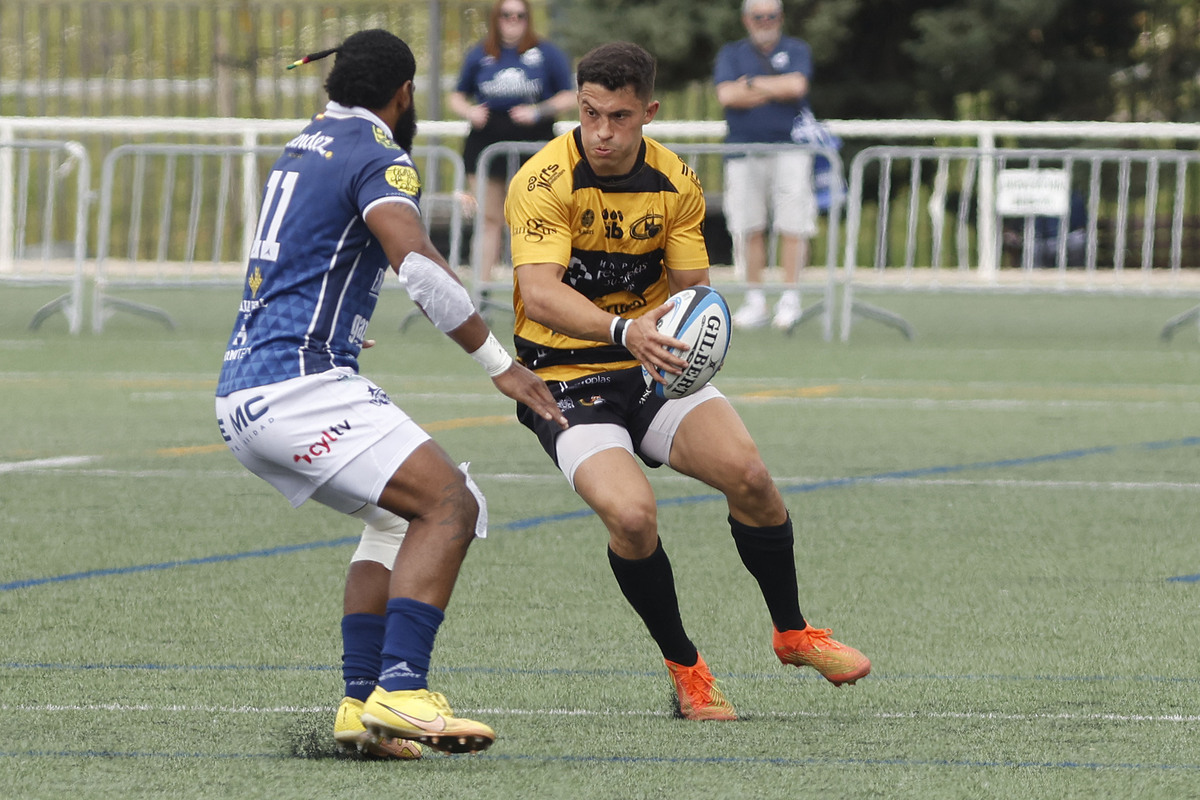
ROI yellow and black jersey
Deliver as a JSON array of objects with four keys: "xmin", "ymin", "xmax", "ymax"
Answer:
[{"xmin": 505, "ymin": 128, "xmax": 709, "ymax": 382}]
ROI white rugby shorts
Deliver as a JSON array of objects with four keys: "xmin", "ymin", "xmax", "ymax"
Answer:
[
  {"xmin": 215, "ymin": 367, "xmax": 431, "ymax": 511},
  {"xmin": 722, "ymin": 149, "xmax": 817, "ymax": 238},
  {"xmin": 553, "ymin": 383, "xmax": 724, "ymax": 491}
]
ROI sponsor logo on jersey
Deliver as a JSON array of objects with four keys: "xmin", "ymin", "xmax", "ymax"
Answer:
[
  {"xmin": 602, "ymin": 209, "xmax": 624, "ymax": 239},
  {"xmin": 629, "ymin": 213, "xmax": 664, "ymax": 240},
  {"xmin": 527, "ymin": 163, "xmax": 565, "ymax": 192},
  {"xmin": 677, "ymin": 157, "xmax": 701, "ymax": 189},
  {"xmin": 386, "ymin": 165, "xmax": 421, "ymax": 195},
  {"xmin": 293, "ymin": 420, "xmax": 353, "ymax": 464},
  {"xmin": 564, "ymin": 252, "xmax": 661, "ymax": 300},
  {"xmin": 607, "ymin": 298, "xmax": 648, "ymax": 315},
  {"xmin": 556, "ymin": 397, "xmax": 576, "ymax": 412},
  {"xmin": 286, "ymin": 131, "xmax": 335, "ymax": 158},
  {"xmin": 248, "ymin": 265, "xmax": 263, "ymax": 298},
  {"xmin": 513, "ymin": 218, "xmax": 558, "ymax": 243},
  {"xmin": 573, "ymin": 374, "xmax": 612, "ymax": 387},
  {"xmin": 371, "ymin": 125, "xmax": 406, "ymax": 151}
]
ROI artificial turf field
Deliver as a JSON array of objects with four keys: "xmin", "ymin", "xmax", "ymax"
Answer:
[{"xmin": 3, "ymin": 284, "xmax": 1199, "ymax": 799}]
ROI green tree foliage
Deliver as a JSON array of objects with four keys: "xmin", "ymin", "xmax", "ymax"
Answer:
[
  {"xmin": 1122, "ymin": 0, "xmax": 1200, "ymax": 122},
  {"xmin": 901, "ymin": 0, "xmax": 1145, "ymax": 119},
  {"xmin": 555, "ymin": 0, "xmax": 1168, "ymax": 122},
  {"xmin": 552, "ymin": 0, "xmax": 741, "ymax": 87}
]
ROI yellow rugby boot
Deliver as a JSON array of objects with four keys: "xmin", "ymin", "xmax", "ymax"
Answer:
[
  {"xmin": 334, "ymin": 696, "xmax": 423, "ymax": 759},
  {"xmin": 361, "ymin": 687, "xmax": 495, "ymax": 754}
]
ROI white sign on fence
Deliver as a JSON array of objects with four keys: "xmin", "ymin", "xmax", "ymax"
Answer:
[{"xmin": 995, "ymin": 168, "xmax": 1070, "ymax": 216}]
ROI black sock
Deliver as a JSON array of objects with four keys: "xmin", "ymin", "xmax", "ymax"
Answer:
[
  {"xmin": 729, "ymin": 514, "xmax": 806, "ymax": 632},
  {"xmin": 607, "ymin": 540, "xmax": 697, "ymax": 666}
]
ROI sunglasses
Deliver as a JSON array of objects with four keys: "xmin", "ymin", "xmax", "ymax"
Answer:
[
  {"xmin": 751, "ymin": 12, "xmax": 781, "ymax": 22},
  {"xmin": 499, "ymin": 10, "xmax": 527, "ymax": 20}
]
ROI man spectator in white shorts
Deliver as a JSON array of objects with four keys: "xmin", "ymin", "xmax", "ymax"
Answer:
[{"xmin": 714, "ymin": 0, "xmax": 817, "ymax": 331}]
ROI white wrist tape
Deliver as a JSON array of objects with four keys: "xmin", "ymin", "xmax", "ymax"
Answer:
[
  {"xmin": 469, "ymin": 332, "xmax": 514, "ymax": 377},
  {"xmin": 609, "ymin": 316, "xmax": 630, "ymax": 347},
  {"xmin": 396, "ymin": 251, "xmax": 475, "ymax": 333}
]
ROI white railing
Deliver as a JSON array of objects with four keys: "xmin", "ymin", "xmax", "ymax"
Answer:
[
  {"xmin": 90, "ymin": 141, "xmax": 465, "ymax": 332},
  {"xmin": 0, "ymin": 137, "xmax": 90, "ymax": 334},
  {"xmin": 841, "ymin": 145, "xmax": 1200, "ymax": 341},
  {"xmin": 4, "ymin": 116, "xmax": 1200, "ymax": 335}
]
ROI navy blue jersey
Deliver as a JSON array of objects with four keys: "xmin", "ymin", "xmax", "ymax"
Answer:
[
  {"xmin": 455, "ymin": 41, "xmax": 573, "ymax": 114},
  {"xmin": 217, "ymin": 103, "xmax": 421, "ymax": 396},
  {"xmin": 713, "ymin": 36, "xmax": 813, "ymax": 144}
]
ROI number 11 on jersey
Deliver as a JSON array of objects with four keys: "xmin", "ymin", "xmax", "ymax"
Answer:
[{"xmin": 250, "ymin": 170, "xmax": 299, "ymax": 262}]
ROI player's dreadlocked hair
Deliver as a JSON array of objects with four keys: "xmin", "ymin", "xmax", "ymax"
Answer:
[
  {"xmin": 288, "ymin": 29, "xmax": 416, "ymax": 111},
  {"xmin": 576, "ymin": 42, "xmax": 656, "ymax": 103}
]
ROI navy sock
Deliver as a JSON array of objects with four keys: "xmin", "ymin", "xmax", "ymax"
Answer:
[
  {"xmin": 340, "ymin": 612, "xmax": 386, "ymax": 701},
  {"xmin": 607, "ymin": 540, "xmax": 697, "ymax": 666},
  {"xmin": 729, "ymin": 514, "xmax": 806, "ymax": 632},
  {"xmin": 378, "ymin": 597, "xmax": 444, "ymax": 692}
]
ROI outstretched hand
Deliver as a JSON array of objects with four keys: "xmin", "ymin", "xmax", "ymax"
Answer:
[
  {"xmin": 493, "ymin": 362, "xmax": 568, "ymax": 429},
  {"xmin": 624, "ymin": 303, "xmax": 689, "ymax": 387}
]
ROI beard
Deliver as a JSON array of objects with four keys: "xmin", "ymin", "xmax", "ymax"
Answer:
[{"xmin": 393, "ymin": 103, "xmax": 417, "ymax": 152}]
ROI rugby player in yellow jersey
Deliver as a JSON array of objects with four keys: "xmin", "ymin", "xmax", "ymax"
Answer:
[{"xmin": 503, "ymin": 41, "xmax": 870, "ymax": 721}]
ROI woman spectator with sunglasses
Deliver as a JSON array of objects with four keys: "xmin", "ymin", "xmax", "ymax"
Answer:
[{"xmin": 450, "ymin": 0, "xmax": 575, "ymax": 288}]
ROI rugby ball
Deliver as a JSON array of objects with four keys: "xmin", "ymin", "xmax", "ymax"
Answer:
[{"xmin": 643, "ymin": 285, "xmax": 732, "ymax": 400}]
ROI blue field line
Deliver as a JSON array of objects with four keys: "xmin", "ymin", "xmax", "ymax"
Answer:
[
  {"xmin": 0, "ymin": 749, "xmax": 1197, "ymax": 772},
  {"xmin": 4, "ymin": 436, "xmax": 1199, "ymax": 592},
  {"xmin": 0, "ymin": 536, "xmax": 358, "ymax": 592},
  {"xmin": 502, "ymin": 436, "xmax": 1200, "ymax": 529}
]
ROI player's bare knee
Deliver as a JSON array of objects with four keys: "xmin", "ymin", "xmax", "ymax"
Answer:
[
  {"xmin": 724, "ymin": 456, "xmax": 776, "ymax": 505},
  {"xmin": 447, "ymin": 479, "xmax": 480, "ymax": 535},
  {"xmin": 604, "ymin": 501, "xmax": 657, "ymax": 545}
]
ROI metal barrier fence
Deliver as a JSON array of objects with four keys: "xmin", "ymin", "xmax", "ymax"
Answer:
[
  {"xmin": 11, "ymin": 116, "xmax": 1200, "ymax": 340},
  {"xmin": 0, "ymin": 139, "xmax": 90, "ymax": 334},
  {"xmin": 472, "ymin": 139, "xmax": 846, "ymax": 341},
  {"xmin": 92, "ymin": 141, "xmax": 465, "ymax": 332},
  {"xmin": 0, "ymin": 0, "xmax": 503, "ymax": 121},
  {"xmin": 841, "ymin": 146, "xmax": 1200, "ymax": 341}
]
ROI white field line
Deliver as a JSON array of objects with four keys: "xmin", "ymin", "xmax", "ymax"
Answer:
[
  {"xmin": 0, "ymin": 456, "xmax": 97, "ymax": 473},
  {"xmin": 3, "ymin": 702, "xmax": 1198, "ymax": 725}
]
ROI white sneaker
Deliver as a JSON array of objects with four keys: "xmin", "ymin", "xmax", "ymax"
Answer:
[
  {"xmin": 772, "ymin": 292, "xmax": 802, "ymax": 331},
  {"xmin": 733, "ymin": 294, "xmax": 769, "ymax": 330}
]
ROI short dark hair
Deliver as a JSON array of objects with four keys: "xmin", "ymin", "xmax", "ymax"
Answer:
[
  {"xmin": 324, "ymin": 29, "xmax": 416, "ymax": 110},
  {"xmin": 576, "ymin": 42, "xmax": 656, "ymax": 103}
]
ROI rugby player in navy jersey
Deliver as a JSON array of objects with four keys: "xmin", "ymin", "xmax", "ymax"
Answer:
[
  {"xmin": 504, "ymin": 42, "xmax": 868, "ymax": 722},
  {"xmin": 215, "ymin": 29, "xmax": 565, "ymax": 758}
]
